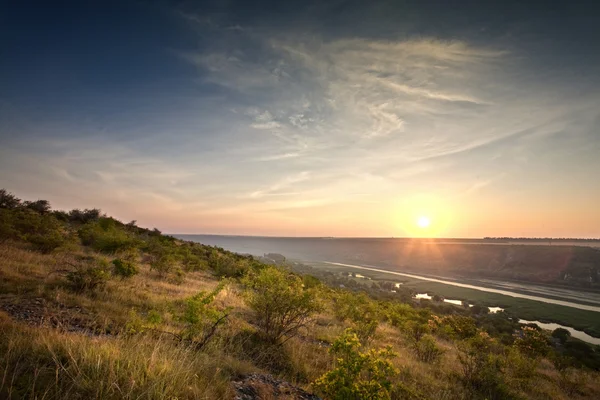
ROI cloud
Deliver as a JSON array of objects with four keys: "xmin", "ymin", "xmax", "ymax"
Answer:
[{"xmin": 248, "ymin": 171, "xmax": 311, "ymax": 199}]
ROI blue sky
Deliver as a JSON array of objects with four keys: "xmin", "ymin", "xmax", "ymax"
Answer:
[{"xmin": 1, "ymin": 0, "xmax": 599, "ymax": 237}]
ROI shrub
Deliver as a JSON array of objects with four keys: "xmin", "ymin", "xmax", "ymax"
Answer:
[
  {"xmin": 150, "ymin": 254, "xmax": 177, "ymax": 278},
  {"xmin": 179, "ymin": 282, "xmax": 230, "ymax": 349},
  {"xmin": 26, "ymin": 231, "xmax": 68, "ymax": 253},
  {"xmin": 413, "ymin": 334, "xmax": 444, "ymax": 363},
  {"xmin": 78, "ymin": 219, "xmax": 139, "ymax": 253},
  {"xmin": 243, "ymin": 266, "xmax": 322, "ymax": 343},
  {"xmin": 514, "ymin": 326, "xmax": 550, "ymax": 359},
  {"xmin": 0, "ymin": 209, "xmax": 17, "ymax": 242},
  {"xmin": 112, "ymin": 258, "xmax": 139, "ymax": 278},
  {"xmin": 404, "ymin": 320, "xmax": 430, "ymax": 343},
  {"xmin": 456, "ymin": 332, "xmax": 510, "ymax": 399},
  {"xmin": 506, "ymin": 347, "xmax": 538, "ymax": 389},
  {"xmin": 334, "ymin": 291, "xmax": 380, "ymax": 344},
  {"xmin": 443, "ymin": 315, "xmax": 478, "ymax": 339},
  {"xmin": 209, "ymin": 251, "xmax": 248, "ymax": 278},
  {"xmin": 313, "ymin": 329, "xmax": 397, "ymax": 400},
  {"xmin": 66, "ymin": 256, "xmax": 111, "ymax": 292}
]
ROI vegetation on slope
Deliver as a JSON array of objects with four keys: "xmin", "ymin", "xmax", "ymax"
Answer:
[{"xmin": 1, "ymin": 189, "xmax": 599, "ymax": 399}]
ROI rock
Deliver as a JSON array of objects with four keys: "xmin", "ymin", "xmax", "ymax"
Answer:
[{"xmin": 233, "ymin": 374, "xmax": 321, "ymax": 400}]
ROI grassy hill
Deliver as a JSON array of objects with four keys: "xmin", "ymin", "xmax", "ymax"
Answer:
[{"xmin": 1, "ymin": 189, "xmax": 599, "ymax": 399}]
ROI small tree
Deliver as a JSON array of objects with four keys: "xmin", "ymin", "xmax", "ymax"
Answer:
[
  {"xmin": 243, "ymin": 266, "xmax": 322, "ymax": 343},
  {"xmin": 314, "ymin": 329, "xmax": 397, "ymax": 400}
]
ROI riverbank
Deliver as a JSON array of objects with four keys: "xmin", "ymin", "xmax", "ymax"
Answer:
[{"xmin": 301, "ymin": 260, "xmax": 600, "ymax": 340}]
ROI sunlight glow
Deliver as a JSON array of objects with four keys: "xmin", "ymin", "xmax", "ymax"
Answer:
[{"xmin": 417, "ymin": 216, "xmax": 431, "ymax": 228}]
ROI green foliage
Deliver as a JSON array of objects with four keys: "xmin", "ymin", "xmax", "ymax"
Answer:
[
  {"xmin": 243, "ymin": 266, "xmax": 322, "ymax": 343},
  {"xmin": 413, "ymin": 334, "xmax": 444, "ymax": 363},
  {"xmin": 505, "ymin": 347, "xmax": 538, "ymax": 390},
  {"xmin": 150, "ymin": 253, "xmax": 177, "ymax": 278},
  {"xmin": 23, "ymin": 199, "xmax": 51, "ymax": 214},
  {"xmin": 78, "ymin": 219, "xmax": 139, "ymax": 254},
  {"xmin": 179, "ymin": 282, "xmax": 230, "ymax": 348},
  {"xmin": 0, "ymin": 189, "xmax": 22, "ymax": 209},
  {"xmin": 2, "ymin": 207, "xmax": 75, "ymax": 252},
  {"xmin": 456, "ymin": 332, "xmax": 510, "ymax": 399},
  {"xmin": 0, "ymin": 209, "xmax": 18, "ymax": 242},
  {"xmin": 314, "ymin": 329, "xmax": 398, "ymax": 400},
  {"xmin": 404, "ymin": 320, "xmax": 430, "ymax": 344},
  {"xmin": 112, "ymin": 258, "xmax": 139, "ymax": 278},
  {"xmin": 66, "ymin": 256, "xmax": 111, "ymax": 292},
  {"xmin": 334, "ymin": 291, "xmax": 380, "ymax": 344},
  {"xmin": 209, "ymin": 251, "xmax": 248, "ymax": 278},
  {"xmin": 68, "ymin": 208, "xmax": 101, "ymax": 224},
  {"xmin": 514, "ymin": 326, "xmax": 550, "ymax": 359},
  {"xmin": 442, "ymin": 315, "xmax": 478, "ymax": 340},
  {"xmin": 552, "ymin": 327, "xmax": 571, "ymax": 345},
  {"xmin": 26, "ymin": 230, "xmax": 70, "ymax": 253}
]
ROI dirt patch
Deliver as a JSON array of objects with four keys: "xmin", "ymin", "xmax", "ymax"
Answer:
[{"xmin": 233, "ymin": 373, "xmax": 322, "ymax": 400}]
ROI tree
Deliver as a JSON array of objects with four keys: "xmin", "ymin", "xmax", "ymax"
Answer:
[
  {"xmin": 24, "ymin": 199, "xmax": 51, "ymax": 214},
  {"xmin": 314, "ymin": 329, "xmax": 397, "ymax": 400},
  {"xmin": 0, "ymin": 189, "xmax": 21, "ymax": 209},
  {"xmin": 552, "ymin": 328, "xmax": 571, "ymax": 345},
  {"xmin": 243, "ymin": 266, "xmax": 322, "ymax": 343}
]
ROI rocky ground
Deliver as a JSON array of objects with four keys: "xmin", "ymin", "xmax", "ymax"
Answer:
[{"xmin": 233, "ymin": 373, "xmax": 322, "ymax": 400}]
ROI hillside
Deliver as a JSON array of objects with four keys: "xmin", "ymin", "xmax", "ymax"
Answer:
[{"xmin": 1, "ymin": 189, "xmax": 600, "ymax": 400}]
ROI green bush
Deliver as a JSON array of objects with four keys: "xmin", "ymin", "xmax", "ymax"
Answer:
[
  {"xmin": 26, "ymin": 231, "xmax": 69, "ymax": 253},
  {"xmin": 243, "ymin": 266, "xmax": 322, "ymax": 343},
  {"xmin": 334, "ymin": 291, "xmax": 380, "ymax": 344},
  {"xmin": 456, "ymin": 332, "xmax": 510, "ymax": 399},
  {"xmin": 514, "ymin": 326, "xmax": 550, "ymax": 359},
  {"xmin": 506, "ymin": 347, "xmax": 538, "ymax": 389},
  {"xmin": 413, "ymin": 334, "xmax": 444, "ymax": 363},
  {"xmin": 78, "ymin": 219, "xmax": 139, "ymax": 254},
  {"xmin": 209, "ymin": 251, "xmax": 248, "ymax": 278},
  {"xmin": 150, "ymin": 254, "xmax": 177, "ymax": 278},
  {"xmin": 443, "ymin": 315, "xmax": 478, "ymax": 339},
  {"xmin": 314, "ymin": 329, "xmax": 397, "ymax": 400},
  {"xmin": 179, "ymin": 282, "xmax": 229, "ymax": 349},
  {"xmin": 66, "ymin": 256, "xmax": 111, "ymax": 292},
  {"xmin": 112, "ymin": 258, "xmax": 139, "ymax": 278},
  {"xmin": 0, "ymin": 209, "xmax": 17, "ymax": 242}
]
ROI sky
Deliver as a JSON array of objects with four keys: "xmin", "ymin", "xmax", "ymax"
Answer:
[{"xmin": 1, "ymin": 0, "xmax": 599, "ymax": 238}]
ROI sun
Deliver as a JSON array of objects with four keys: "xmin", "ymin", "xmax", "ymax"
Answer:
[{"xmin": 417, "ymin": 216, "xmax": 431, "ymax": 228}]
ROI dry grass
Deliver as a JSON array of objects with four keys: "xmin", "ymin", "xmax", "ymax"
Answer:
[
  {"xmin": 1, "ymin": 242, "xmax": 600, "ymax": 399},
  {"xmin": 0, "ymin": 316, "xmax": 235, "ymax": 399}
]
